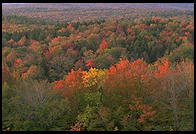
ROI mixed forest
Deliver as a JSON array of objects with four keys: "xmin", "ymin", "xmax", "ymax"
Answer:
[{"xmin": 2, "ymin": 3, "xmax": 194, "ymax": 131}]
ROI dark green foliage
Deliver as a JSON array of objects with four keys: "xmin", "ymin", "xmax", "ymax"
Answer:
[
  {"xmin": 47, "ymin": 54, "xmax": 75, "ymax": 81},
  {"xmin": 168, "ymin": 44, "xmax": 194, "ymax": 63},
  {"xmin": 94, "ymin": 53, "xmax": 116, "ymax": 69}
]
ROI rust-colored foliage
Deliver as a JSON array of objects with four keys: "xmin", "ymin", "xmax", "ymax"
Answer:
[
  {"xmin": 129, "ymin": 96, "xmax": 156, "ymax": 124},
  {"xmin": 64, "ymin": 69, "xmax": 85, "ymax": 96},
  {"xmin": 6, "ymin": 51, "xmax": 16, "ymax": 63},
  {"xmin": 58, "ymin": 27, "xmax": 66, "ymax": 33},
  {"xmin": 130, "ymin": 59, "xmax": 148, "ymax": 77},
  {"xmin": 29, "ymin": 40, "xmax": 40, "ymax": 51},
  {"xmin": 22, "ymin": 65, "xmax": 38, "ymax": 79},
  {"xmin": 8, "ymin": 38, "xmax": 15, "ymax": 44},
  {"xmin": 152, "ymin": 16, "xmax": 160, "ymax": 22},
  {"xmin": 54, "ymin": 69, "xmax": 85, "ymax": 98},
  {"xmin": 85, "ymin": 59, "xmax": 95, "ymax": 69},
  {"xmin": 134, "ymin": 24, "xmax": 148, "ymax": 31},
  {"xmin": 53, "ymin": 80, "xmax": 65, "ymax": 91},
  {"xmin": 154, "ymin": 58, "xmax": 169, "ymax": 78},
  {"xmin": 49, "ymin": 45, "xmax": 61, "ymax": 54},
  {"xmin": 13, "ymin": 58, "xmax": 23, "ymax": 68},
  {"xmin": 116, "ymin": 25, "xmax": 124, "ymax": 34},
  {"xmin": 17, "ymin": 36, "xmax": 26, "ymax": 46},
  {"xmin": 70, "ymin": 122, "xmax": 82, "ymax": 131},
  {"xmin": 106, "ymin": 59, "xmax": 130, "ymax": 93},
  {"xmin": 126, "ymin": 27, "xmax": 132, "ymax": 33},
  {"xmin": 44, "ymin": 50, "xmax": 51, "ymax": 61},
  {"xmin": 21, "ymin": 66, "xmax": 28, "ymax": 73},
  {"xmin": 67, "ymin": 23, "xmax": 72, "ymax": 29},
  {"xmin": 51, "ymin": 37, "xmax": 59, "ymax": 44},
  {"xmin": 126, "ymin": 26, "xmax": 136, "ymax": 41},
  {"xmin": 105, "ymin": 59, "xmax": 148, "ymax": 94},
  {"xmin": 97, "ymin": 39, "xmax": 109, "ymax": 53}
]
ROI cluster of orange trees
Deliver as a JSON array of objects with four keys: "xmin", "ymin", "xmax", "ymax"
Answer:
[{"xmin": 52, "ymin": 58, "xmax": 193, "ymax": 131}]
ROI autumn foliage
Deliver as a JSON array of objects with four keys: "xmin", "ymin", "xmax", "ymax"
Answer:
[
  {"xmin": 105, "ymin": 59, "xmax": 149, "ymax": 94},
  {"xmin": 53, "ymin": 69, "xmax": 85, "ymax": 98},
  {"xmin": 97, "ymin": 39, "xmax": 109, "ymax": 53},
  {"xmin": 2, "ymin": 5, "xmax": 194, "ymax": 130},
  {"xmin": 85, "ymin": 59, "xmax": 95, "ymax": 69},
  {"xmin": 129, "ymin": 96, "xmax": 156, "ymax": 124},
  {"xmin": 13, "ymin": 58, "xmax": 23, "ymax": 68},
  {"xmin": 154, "ymin": 58, "xmax": 170, "ymax": 78},
  {"xmin": 53, "ymin": 80, "xmax": 65, "ymax": 91},
  {"xmin": 70, "ymin": 122, "xmax": 82, "ymax": 131}
]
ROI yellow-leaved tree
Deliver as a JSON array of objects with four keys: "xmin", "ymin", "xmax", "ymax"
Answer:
[
  {"xmin": 82, "ymin": 68, "xmax": 107, "ymax": 104},
  {"xmin": 82, "ymin": 68, "xmax": 106, "ymax": 90}
]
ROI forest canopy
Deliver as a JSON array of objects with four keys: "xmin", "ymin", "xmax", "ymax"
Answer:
[{"xmin": 2, "ymin": 3, "xmax": 194, "ymax": 131}]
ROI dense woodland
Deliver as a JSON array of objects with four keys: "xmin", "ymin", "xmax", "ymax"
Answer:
[{"xmin": 2, "ymin": 3, "xmax": 194, "ymax": 131}]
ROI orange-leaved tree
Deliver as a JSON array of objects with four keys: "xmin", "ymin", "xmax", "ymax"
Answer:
[
  {"xmin": 129, "ymin": 95, "xmax": 156, "ymax": 124},
  {"xmin": 97, "ymin": 39, "xmax": 109, "ymax": 53},
  {"xmin": 53, "ymin": 68, "xmax": 85, "ymax": 99},
  {"xmin": 105, "ymin": 59, "xmax": 149, "ymax": 95},
  {"xmin": 85, "ymin": 59, "xmax": 95, "ymax": 69}
]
